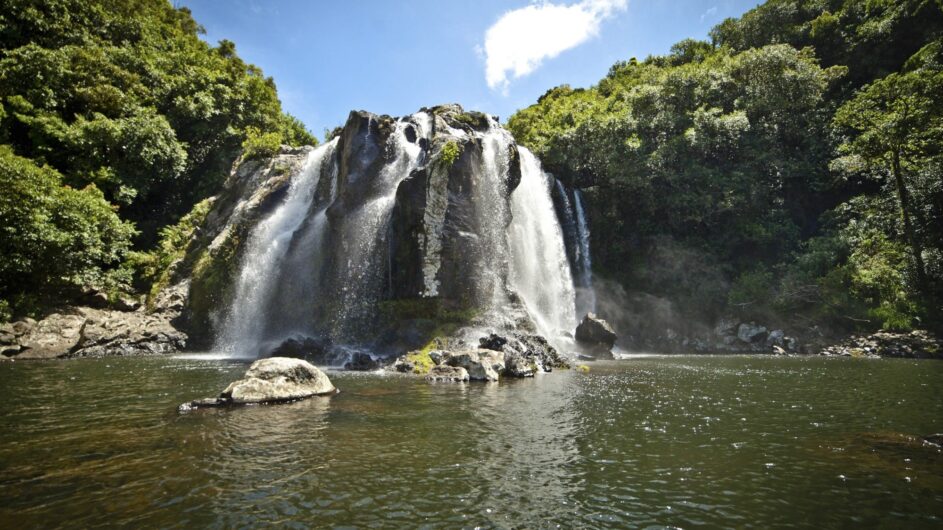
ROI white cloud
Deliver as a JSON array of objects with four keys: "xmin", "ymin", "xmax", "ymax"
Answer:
[
  {"xmin": 700, "ymin": 6, "xmax": 718, "ymax": 22},
  {"xmin": 482, "ymin": 0, "xmax": 628, "ymax": 92}
]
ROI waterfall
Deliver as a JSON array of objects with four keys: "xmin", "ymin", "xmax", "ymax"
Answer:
[
  {"xmin": 509, "ymin": 148, "xmax": 577, "ymax": 339},
  {"xmin": 572, "ymin": 189, "xmax": 596, "ymax": 316},
  {"xmin": 209, "ymin": 107, "xmax": 587, "ymax": 361},
  {"xmin": 215, "ymin": 139, "xmax": 338, "ymax": 357}
]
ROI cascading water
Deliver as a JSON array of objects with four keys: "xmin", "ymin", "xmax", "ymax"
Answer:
[
  {"xmin": 572, "ymin": 189, "xmax": 596, "ymax": 316},
  {"xmin": 509, "ymin": 149, "xmax": 577, "ymax": 339},
  {"xmin": 474, "ymin": 123, "xmax": 514, "ymax": 312},
  {"xmin": 325, "ymin": 115, "xmax": 428, "ymax": 340},
  {"xmin": 214, "ymin": 139, "xmax": 338, "ymax": 357}
]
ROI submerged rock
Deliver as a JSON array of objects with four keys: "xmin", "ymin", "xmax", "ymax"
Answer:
[
  {"xmin": 179, "ymin": 357, "xmax": 336, "ymax": 411},
  {"xmin": 344, "ymin": 352, "xmax": 379, "ymax": 371},
  {"xmin": 503, "ymin": 351, "xmax": 538, "ymax": 377}
]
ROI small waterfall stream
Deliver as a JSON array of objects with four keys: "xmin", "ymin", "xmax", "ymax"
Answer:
[
  {"xmin": 572, "ymin": 189, "xmax": 596, "ymax": 316},
  {"xmin": 215, "ymin": 139, "xmax": 338, "ymax": 357}
]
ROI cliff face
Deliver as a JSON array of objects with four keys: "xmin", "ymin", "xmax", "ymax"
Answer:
[{"xmin": 171, "ymin": 104, "xmax": 555, "ymax": 359}]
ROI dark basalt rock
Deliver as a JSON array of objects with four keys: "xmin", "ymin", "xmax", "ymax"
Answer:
[
  {"xmin": 478, "ymin": 332, "xmax": 570, "ymax": 373},
  {"xmin": 270, "ymin": 336, "xmax": 328, "ymax": 358},
  {"xmin": 575, "ymin": 313, "xmax": 617, "ymax": 349},
  {"xmin": 344, "ymin": 351, "xmax": 379, "ymax": 371}
]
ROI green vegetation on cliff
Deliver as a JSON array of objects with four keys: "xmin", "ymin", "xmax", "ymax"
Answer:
[
  {"xmin": 0, "ymin": 0, "xmax": 315, "ymax": 320},
  {"xmin": 508, "ymin": 0, "xmax": 943, "ymax": 334}
]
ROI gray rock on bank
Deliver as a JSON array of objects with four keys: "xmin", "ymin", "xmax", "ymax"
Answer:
[
  {"xmin": 425, "ymin": 365, "xmax": 470, "ymax": 382},
  {"xmin": 179, "ymin": 357, "xmax": 336, "ymax": 411},
  {"xmin": 1, "ymin": 307, "xmax": 186, "ymax": 360},
  {"xmin": 443, "ymin": 349, "xmax": 505, "ymax": 381},
  {"xmin": 819, "ymin": 330, "xmax": 942, "ymax": 359}
]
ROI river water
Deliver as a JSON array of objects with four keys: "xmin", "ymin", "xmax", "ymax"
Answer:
[{"xmin": 1, "ymin": 355, "xmax": 941, "ymax": 528}]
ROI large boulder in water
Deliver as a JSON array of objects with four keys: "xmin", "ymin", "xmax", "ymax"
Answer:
[
  {"xmin": 575, "ymin": 313, "xmax": 617, "ymax": 349},
  {"xmin": 223, "ymin": 357, "xmax": 336, "ymax": 404},
  {"xmin": 179, "ymin": 357, "xmax": 336, "ymax": 411}
]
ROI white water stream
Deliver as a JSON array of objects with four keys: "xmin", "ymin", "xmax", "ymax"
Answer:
[{"xmin": 215, "ymin": 139, "xmax": 338, "ymax": 357}]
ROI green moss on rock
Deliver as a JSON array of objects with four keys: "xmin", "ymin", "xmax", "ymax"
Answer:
[{"xmin": 440, "ymin": 140, "xmax": 462, "ymax": 167}]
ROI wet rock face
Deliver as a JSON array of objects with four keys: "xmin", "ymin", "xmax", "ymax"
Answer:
[
  {"xmin": 177, "ymin": 104, "xmax": 537, "ymax": 356},
  {"xmin": 329, "ymin": 111, "xmax": 396, "ymax": 216},
  {"xmin": 388, "ymin": 111, "xmax": 521, "ymax": 307},
  {"xmin": 180, "ymin": 145, "xmax": 317, "ymax": 348}
]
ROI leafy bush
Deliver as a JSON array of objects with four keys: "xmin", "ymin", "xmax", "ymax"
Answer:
[
  {"xmin": 440, "ymin": 140, "xmax": 462, "ymax": 167},
  {"xmin": 241, "ymin": 126, "xmax": 282, "ymax": 160},
  {"xmin": 127, "ymin": 198, "xmax": 213, "ymax": 304}
]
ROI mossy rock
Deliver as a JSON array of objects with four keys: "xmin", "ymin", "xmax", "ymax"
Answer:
[
  {"xmin": 184, "ymin": 223, "xmax": 248, "ymax": 345},
  {"xmin": 453, "ymin": 111, "xmax": 491, "ymax": 131}
]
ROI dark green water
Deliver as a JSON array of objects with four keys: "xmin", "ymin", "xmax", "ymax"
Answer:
[{"xmin": 1, "ymin": 355, "xmax": 941, "ymax": 528}]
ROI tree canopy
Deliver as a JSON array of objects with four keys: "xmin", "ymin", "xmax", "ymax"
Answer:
[{"xmin": 0, "ymin": 0, "xmax": 315, "ymax": 319}]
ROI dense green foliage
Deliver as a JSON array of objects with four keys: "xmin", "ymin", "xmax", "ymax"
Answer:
[
  {"xmin": 508, "ymin": 0, "xmax": 943, "ymax": 334},
  {"xmin": 0, "ymin": 146, "xmax": 136, "ymax": 315},
  {"xmin": 0, "ymin": 0, "xmax": 315, "ymax": 319}
]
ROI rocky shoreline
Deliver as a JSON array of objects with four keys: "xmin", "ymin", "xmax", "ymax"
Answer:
[
  {"xmin": 0, "ymin": 305, "xmax": 185, "ymax": 360},
  {"xmin": 2, "ymin": 302, "xmax": 941, "ymax": 363},
  {"xmin": 819, "ymin": 330, "xmax": 942, "ymax": 359}
]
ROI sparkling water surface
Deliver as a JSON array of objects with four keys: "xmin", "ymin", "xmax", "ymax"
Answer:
[{"xmin": 1, "ymin": 355, "xmax": 941, "ymax": 528}]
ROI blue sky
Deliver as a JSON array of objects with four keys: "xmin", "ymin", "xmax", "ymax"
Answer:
[{"xmin": 180, "ymin": 0, "xmax": 759, "ymax": 138}]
